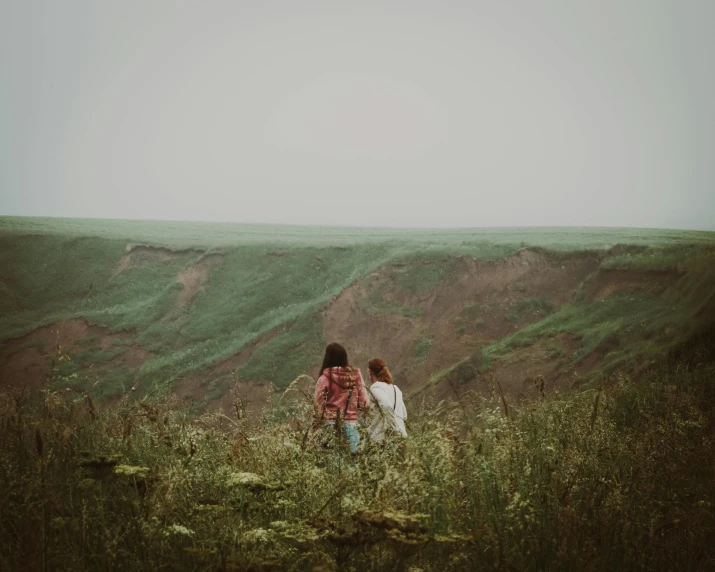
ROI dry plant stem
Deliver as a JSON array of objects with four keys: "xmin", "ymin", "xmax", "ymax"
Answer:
[
  {"xmin": 494, "ymin": 376, "xmax": 509, "ymax": 419},
  {"xmin": 590, "ymin": 386, "xmax": 602, "ymax": 431},
  {"xmin": 313, "ymin": 477, "xmax": 348, "ymax": 518}
]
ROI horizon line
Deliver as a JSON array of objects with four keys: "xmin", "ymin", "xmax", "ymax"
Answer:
[{"xmin": 2, "ymin": 214, "xmax": 714, "ymax": 234}]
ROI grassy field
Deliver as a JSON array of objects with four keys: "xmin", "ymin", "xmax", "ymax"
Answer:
[
  {"xmin": 1, "ymin": 216, "xmax": 714, "ymax": 404},
  {"xmin": 0, "ymin": 355, "xmax": 712, "ymax": 570},
  {"xmin": 1, "ymin": 216, "xmax": 714, "ymax": 570},
  {"xmin": 2, "ymin": 215, "xmax": 714, "ymax": 248}
]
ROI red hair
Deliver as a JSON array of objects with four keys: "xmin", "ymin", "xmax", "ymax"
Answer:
[{"xmin": 368, "ymin": 358, "xmax": 392, "ymax": 383}]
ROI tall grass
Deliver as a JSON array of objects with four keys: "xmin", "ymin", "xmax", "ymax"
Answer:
[{"xmin": 1, "ymin": 355, "xmax": 712, "ymax": 571}]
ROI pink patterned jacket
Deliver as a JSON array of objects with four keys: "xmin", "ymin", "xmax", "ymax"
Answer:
[{"xmin": 314, "ymin": 367, "xmax": 369, "ymax": 423}]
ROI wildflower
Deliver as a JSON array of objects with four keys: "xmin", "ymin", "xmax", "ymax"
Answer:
[
  {"xmin": 433, "ymin": 533, "xmax": 473, "ymax": 545},
  {"xmin": 193, "ymin": 504, "xmax": 223, "ymax": 513},
  {"xmin": 243, "ymin": 528, "xmax": 271, "ymax": 543},
  {"xmin": 165, "ymin": 524, "xmax": 195, "ymax": 537},
  {"xmin": 114, "ymin": 465, "xmax": 150, "ymax": 479},
  {"xmin": 352, "ymin": 509, "xmax": 428, "ymax": 534},
  {"xmin": 226, "ymin": 472, "xmax": 283, "ymax": 492},
  {"xmin": 269, "ymin": 521, "xmax": 320, "ymax": 543}
]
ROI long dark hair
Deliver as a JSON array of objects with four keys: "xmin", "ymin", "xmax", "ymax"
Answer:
[{"xmin": 319, "ymin": 342, "xmax": 349, "ymax": 378}]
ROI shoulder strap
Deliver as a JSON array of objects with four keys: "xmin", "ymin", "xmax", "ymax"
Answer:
[
  {"xmin": 343, "ymin": 385, "xmax": 353, "ymax": 417},
  {"xmin": 393, "ymin": 385, "xmax": 397, "ymax": 410},
  {"xmin": 343, "ymin": 369, "xmax": 358, "ymax": 416}
]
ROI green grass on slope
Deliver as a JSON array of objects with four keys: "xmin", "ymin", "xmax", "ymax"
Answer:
[
  {"xmin": 406, "ymin": 333, "xmax": 433, "ymax": 372},
  {"xmin": 0, "ymin": 235, "xmax": 126, "ymax": 329},
  {"xmin": 2, "ymin": 225, "xmax": 543, "ymax": 398},
  {"xmin": 483, "ymin": 292, "xmax": 694, "ymax": 372},
  {"xmin": 416, "ymin": 244, "xmax": 715, "ymax": 394},
  {"xmin": 234, "ymin": 314, "xmax": 325, "ymax": 391},
  {"xmin": 602, "ymin": 243, "xmax": 715, "ymax": 271},
  {"xmin": 0, "ymin": 235, "xmax": 427, "ymax": 396},
  {"xmin": 391, "ymin": 254, "xmax": 467, "ymax": 293},
  {"xmin": 2, "ymin": 221, "xmax": 713, "ymax": 400}
]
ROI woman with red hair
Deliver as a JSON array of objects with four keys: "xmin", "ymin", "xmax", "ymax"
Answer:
[
  {"xmin": 313, "ymin": 342, "xmax": 369, "ymax": 454},
  {"xmin": 366, "ymin": 358, "xmax": 407, "ymax": 442}
]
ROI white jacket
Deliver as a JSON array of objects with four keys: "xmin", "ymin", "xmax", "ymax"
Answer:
[{"xmin": 366, "ymin": 381, "xmax": 407, "ymax": 441}]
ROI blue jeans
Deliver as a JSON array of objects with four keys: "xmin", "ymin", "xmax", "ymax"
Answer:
[{"xmin": 323, "ymin": 421, "xmax": 360, "ymax": 454}]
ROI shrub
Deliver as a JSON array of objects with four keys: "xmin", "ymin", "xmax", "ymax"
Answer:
[{"xmin": 0, "ymin": 359, "xmax": 713, "ymax": 570}]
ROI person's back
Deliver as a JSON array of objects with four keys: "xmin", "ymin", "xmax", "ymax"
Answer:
[
  {"xmin": 312, "ymin": 343, "xmax": 369, "ymax": 454},
  {"xmin": 314, "ymin": 365, "xmax": 368, "ymax": 423},
  {"xmin": 367, "ymin": 380, "xmax": 407, "ymax": 441},
  {"xmin": 365, "ymin": 358, "xmax": 407, "ymax": 442}
]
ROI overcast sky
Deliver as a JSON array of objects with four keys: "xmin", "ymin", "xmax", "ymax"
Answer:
[{"xmin": 2, "ymin": 1, "xmax": 714, "ymax": 230}]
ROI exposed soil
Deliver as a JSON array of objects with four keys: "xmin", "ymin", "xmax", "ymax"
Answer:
[
  {"xmin": 321, "ymin": 251, "xmax": 700, "ymax": 406},
  {"xmin": 431, "ymin": 333, "xmax": 598, "ymax": 404},
  {"xmin": 113, "ymin": 244, "xmax": 204, "ymax": 275},
  {"xmin": 0, "ymin": 319, "xmax": 152, "ymax": 389},
  {"xmin": 122, "ymin": 346, "xmax": 154, "ymax": 369},
  {"xmin": 2, "ymin": 248, "xmax": 695, "ymax": 413},
  {"xmin": 204, "ymin": 381, "xmax": 276, "ymax": 425},
  {"xmin": 176, "ymin": 253, "xmax": 225, "ymax": 306},
  {"xmin": 323, "ymin": 249, "xmax": 601, "ymax": 396},
  {"xmin": 0, "ymin": 319, "xmax": 92, "ymax": 389}
]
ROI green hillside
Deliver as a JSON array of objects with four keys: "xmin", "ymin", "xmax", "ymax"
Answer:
[{"xmin": 1, "ymin": 217, "xmax": 714, "ymax": 406}]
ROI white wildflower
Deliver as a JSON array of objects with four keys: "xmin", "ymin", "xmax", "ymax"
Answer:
[{"xmin": 165, "ymin": 524, "xmax": 195, "ymax": 537}]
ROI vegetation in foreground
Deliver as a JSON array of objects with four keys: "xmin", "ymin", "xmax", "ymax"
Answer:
[{"xmin": 1, "ymin": 352, "xmax": 713, "ymax": 571}]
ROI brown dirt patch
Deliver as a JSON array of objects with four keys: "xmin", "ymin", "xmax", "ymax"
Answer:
[
  {"xmin": 0, "ymin": 345, "xmax": 52, "ymax": 390},
  {"xmin": 113, "ymin": 244, "xmax": 203, "ymax": 275},
  {"xmin": 122, "ymin": 346, "xmax": 153, "ymax": 369},
  {"xmin": 326, "ymin": 251, "xmax": 693, "ymax": 406},
  {"xmin": 432, "ymin": 333, "xmax": 589, "ymax": 404},
  {"xmin": 323, "ymin": 250, "xmax": 601, "ymax": 394},
  {"xmin": 323, "ymin": 282, "xmax": 419, "ymax": 384},
  {"xmin": 0, "ymin": 319, "xmax": 151, "ymax": 390},
  {"xmin": 0, "ymin": 319, "xmax": 92, "ymax": 389},
  {"xmin": 176, "ymin": 253, "xmax": 225, "ymax": 306},
  {"xmin": 204, "ymin": 381, "xmax": 276, "ymax": 424}
]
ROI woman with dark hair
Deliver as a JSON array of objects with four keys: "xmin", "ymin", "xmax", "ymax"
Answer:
[
  {"xmin": 313, "ymin": 342, "xmax": 369, "ymax": 454},
  {"xmin": 366, "ymin": 358, "xmax": 407, "ymax": 442}
]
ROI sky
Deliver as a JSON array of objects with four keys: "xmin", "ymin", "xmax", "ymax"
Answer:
[{"xmin": 2, "ymin": 0, "xmax": 714, "ymax": 230}]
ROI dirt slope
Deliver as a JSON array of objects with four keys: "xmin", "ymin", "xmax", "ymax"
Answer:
[
  {"xmin": 0, "ymin": 319, "xmax": 152, "ymax": 390},
  {"xmin": 323, "ymin": 249, "xmax": 601, "ymax": 392},
  {"xmin": 114, "ymin": 244, "xmax": 204, "ymax": 275},
  {"xmin": 176, "ymin": 253, "xmax": 225, "ymax": 306},
  {"xmin": 1, "ymin": 238, "xmax": 709, "ymax": 413}
]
